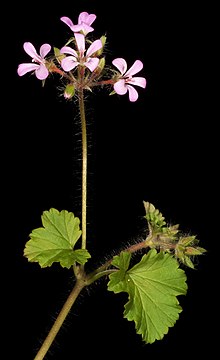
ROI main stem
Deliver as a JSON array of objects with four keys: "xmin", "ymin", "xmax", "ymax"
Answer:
[
  {"xmin": 33, "ymin": 90, "xmax": 88, "ymax": 360},
  {"xmin": 79, "ymin": 88, "xmax": 87, "ymax": 250},
  {"xmin": 33, "ymin": 280, "xmax": 85, "ymax": 360}
]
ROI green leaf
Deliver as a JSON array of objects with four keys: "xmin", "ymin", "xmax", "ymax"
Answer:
[
  {"xmin": 108, "ymin": 249, "xmax": 187, "ymax": 344},
  {"xmin": 24, "ymin": 208, "xmax": 91, "ymax": 268},
  {"xmin": 108, "ymin": 251, "xmax": 131, "ymax": 293}
]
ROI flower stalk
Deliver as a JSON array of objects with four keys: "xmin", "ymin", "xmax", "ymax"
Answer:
[{"xmin": 78, "ymin": 88, "xmax": 87, "ymax": 250}]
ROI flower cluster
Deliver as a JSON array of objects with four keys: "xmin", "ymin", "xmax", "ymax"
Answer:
[{"xmin": 17, "ymin": 11, "xmax": 147, "ymax": 102}]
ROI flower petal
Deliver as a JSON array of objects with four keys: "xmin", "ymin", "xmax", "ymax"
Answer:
[
  {"xmin": 125, "ymin": 60, "xmax": 143, "ymax": 77},
  {"xmin": 35, "ymin": 64, "xmax": 49, "ymax": 80},
  {"xmin": 112, "ymin": 58, "xmax": 127, "ymax": 75},
  {"xmin": 85, "ymin": 57, "xmax": 99, "ymax": 72},
  {"xmin": 86, "ymin": 39, "xmax": 102, "ymax": 57},
  {"xmin": 70, "ymin": 24, "xmax": 84, "ymax": 32},
  {"xmin": 60, "ymin": 16, "xmax": 74, "ymax": 29},
  {"xmin": 60, "ymin": 46, "xmax": 78, "ymax": 57},
  {"xmin": 127, "ymin": 85, "xmax": 139, "ymax": 102},
  {"xmin": 61, "ymin": 56, "xmax": 79, "ymax": 71},
  {"xmin": 81, "ymin": 24, "xmax": 94, "ymax": 35},
  {"xmin": 74, "ymin": 33, "xmax": 85, "ymax": 53},
  {"xmin": 23, "ymin": 42, "xmax": 41, "ymax": 62},
  {"xmin": 17, "ymin": 63, "xmax": 39, "ymax": 76},
  {"xmin": 127, "ymin": 76, "xmax": 147, "ymax": 88},
  {"xmin": 40, "ymin": 44, "xmax": 51, "ymax": 58},
  {"xmin": 79, "ymin": 12, "xmax": 96, "ymax": 26},
  {"xmin": 114, "ymin": 79, "xmax": 127, "ymax": 95}
]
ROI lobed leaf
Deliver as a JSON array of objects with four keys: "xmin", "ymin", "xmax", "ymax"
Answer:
[
  {"xmin": 24, "ymin": 208, "xmax": 91, "ymax": 268},
  {"xmin": 108, "ymin": 249, "xmax": 187, "ymax": 343}
]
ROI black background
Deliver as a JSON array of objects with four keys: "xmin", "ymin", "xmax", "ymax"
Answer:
[{"xmin": 5, "ymin": 0, "xmax": 217, "ymax": 359}]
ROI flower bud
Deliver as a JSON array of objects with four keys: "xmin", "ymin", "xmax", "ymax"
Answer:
[
  {"xmin": 178, "ymin": 235, "xmax": 197, "ymax": 246},
  {"xmin": 64, "ymin": 84, "xmax": 75, "ymax": 99},
  {"xmin": 185, "ymin": 246, "xmax": 207, "ymax": 255},
  {"xmin": 95, "ymin": 35, "xmax": 107, "ymax": 56},
  {"xmin": 95, "ymin": 57, "xmax": 105, "ymax": 76}
]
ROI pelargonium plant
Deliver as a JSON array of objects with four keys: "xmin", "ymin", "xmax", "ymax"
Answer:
[{"xmin": 17, "ymin": 11, "xmax": 206, "ymax": 360}]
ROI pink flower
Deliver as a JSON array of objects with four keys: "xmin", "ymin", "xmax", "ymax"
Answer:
[
  {"xmin": 60, "ymin": 11, "xmax": 96, "ymax": 35},
  {"xmin": 17, "ymin": 42, "xmax": 51, "ymax": 80},
  {"xmin": 60, "ymin": 33, "xmax": 102, "ymax": 72},
  {"xmin": 112, "ymin": 58, "xmax": 147, "ymax": 102}
]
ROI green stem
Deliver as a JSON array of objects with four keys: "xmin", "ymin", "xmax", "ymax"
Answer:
[
  {"xmin": 33, "ymin": 280, "xmax": 85, "ymax": 360},
  {"xmin": 78, "ymin": 88, "xmax": 87, "ymax": 250}
]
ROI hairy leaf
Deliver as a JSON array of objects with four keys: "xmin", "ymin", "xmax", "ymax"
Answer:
[
  {"xmin": 108, "ymin": 249, "xmax": 187, "ymax": 343},
  {"xmin": 24, "ymin": 208, "xmax": 90, "ymax": 268}
]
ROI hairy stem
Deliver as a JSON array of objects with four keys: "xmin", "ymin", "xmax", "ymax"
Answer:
[
  {"xmin": 78, "ymin": 88, "xmax": 87, "ymax": 250},
  {"xmin": 33, "ymin": 233, "xmax": 167, "ymax": 358},
  {"xmin": 34, "ymin": 280, "xmax": 85, "ymax": 360},
  {"xmin": 34, "ymin": 87, "xmax": 88, "ymax": 359}
]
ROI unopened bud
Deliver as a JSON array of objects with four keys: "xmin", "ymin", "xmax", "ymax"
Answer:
[
  {"xmin": 97, "ymin": 57, "xmax": 105, "ymax": 72},
  {"xmin": 64, "ymin": 84, "xmax": 75, "ymax": 99},
  {"xmin": 183, "ymin": 256, "xmax": 195, "ymax": 269},
  {"xmin": 96, "ymin": 35, "xmax": 107, "ymax": 56},
  {"xmin": 178, "ymin": 235, "xmax": 197, "ymax": 246},
  {"xmin": 185, "ymin": 246, "xmax": 207, "ymax": 255}
]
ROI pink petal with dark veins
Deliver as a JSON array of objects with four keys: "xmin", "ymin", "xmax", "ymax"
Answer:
[
  {"xmin": 61, "ymin": 57, "xmax": 79, "ymax": 71},
  {"xmin": 86, "ymin": 39, "xmax": 102, "ymax": 57},
  {"xmin": 127, "ymin": 76, "xmax": 147, "ymax": 88},
  {"xmin": 60, "ymin": 46, "xmax": 78, "ymax": 57},
  {"xmin": 112, "ymin": 58, "xmax": 127, "ymax": 75},
  {"xmin": 85, "ymin": 57, "xmax": 99, "ymax": 72},
  {"xmin": 125, "ymin": 60, "xmax": 143, "ymax": 77}
]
